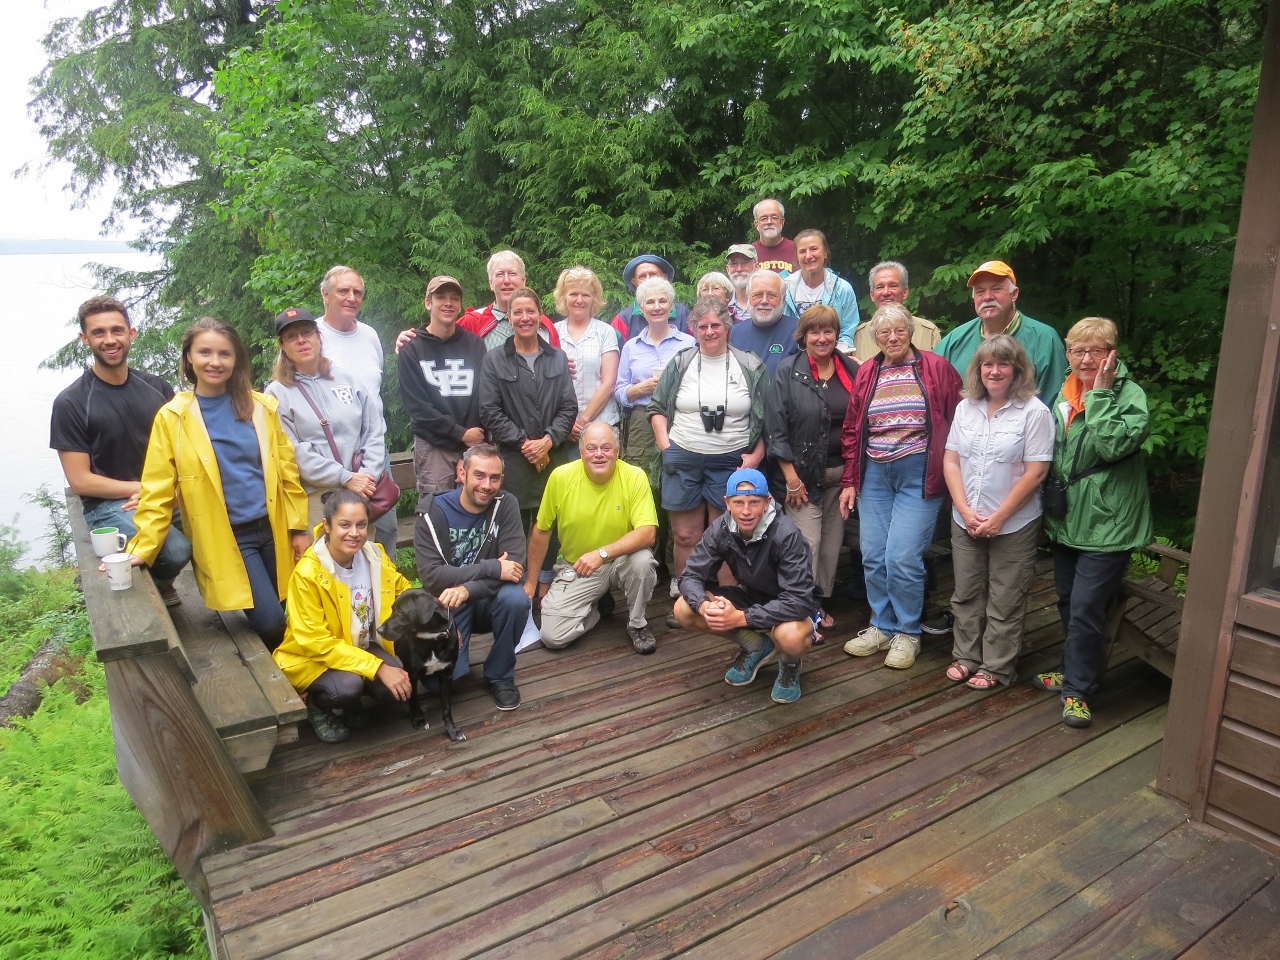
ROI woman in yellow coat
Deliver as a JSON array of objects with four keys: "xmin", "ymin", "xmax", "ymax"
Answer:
[
  {"xmin": 273, "ymin": 489, "xmax": 413, "ymax": 742},
  {"xmin": 127, "ymin": 317, "xmax": 309, "ymax": 649}
]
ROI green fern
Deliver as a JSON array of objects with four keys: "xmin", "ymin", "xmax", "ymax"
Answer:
[{"xmin": 0, "ymin": 579, "xmax": 206, "ymax": 959}]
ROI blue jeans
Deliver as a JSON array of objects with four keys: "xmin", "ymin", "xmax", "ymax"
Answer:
[
  {"xmin": 858, "ymin": 453, "xmax": 942, "ymax": 637},
  {"xmin": 449, "ymin": 582, "xmax": 526, "ymax": 684},
  {"xmin": 231, "ymin": 518, "xmax": 287, "ymax": 651},
  {"xmin": 83, "ymin": 499, "xmax": 192, "ymax": 585},
  {"xmin": 1052, "ymin": 545, "xmax": 1132, "ymax": 702}
]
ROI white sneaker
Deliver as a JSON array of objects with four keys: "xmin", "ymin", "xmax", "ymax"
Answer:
[
  {"xmin": 844, "ymin": 625, "xmax": 893, "ymax": 657},
  {"xmin": 669, "ymin": 577, "xmax": 680, "ymax": 599},
  {"xmin": 884, "ymin": 633, "xmax": 921, "ymax": 669}
]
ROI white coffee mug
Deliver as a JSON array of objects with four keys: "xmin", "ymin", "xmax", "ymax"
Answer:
[
  {"xmin": 91, "ymin": 526, "xmax": 128, "ymax": 558},
  {"xmin": 102, "ymin": 553, "xmax": 134, "ymax": 591}
]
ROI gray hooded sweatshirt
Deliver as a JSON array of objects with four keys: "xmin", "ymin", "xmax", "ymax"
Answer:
[{"xmin": 264, "ymin": 369, "xmax": 386, "ymax": 494}]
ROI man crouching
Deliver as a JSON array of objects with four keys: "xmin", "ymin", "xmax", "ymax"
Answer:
[{"xmin": 672, "ymin": 468, "xmax": 818, "ymax": 703}]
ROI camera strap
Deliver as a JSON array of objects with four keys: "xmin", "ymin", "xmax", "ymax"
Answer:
[{"xmin": 697, "ymin": 351, "xmax": 731, "ymax": 419}]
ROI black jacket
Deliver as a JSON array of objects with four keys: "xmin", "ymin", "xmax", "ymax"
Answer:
[
  {"xmin": 679, "ymin": 509, "xmax": 819, "ymax": 630},
  {"xmin": 397, "ymin": 325, "xmax": 487, "ymax": 449},
  {"xmin": 415, "ymin": 491, "xmax": 525, "ymax": 602},
  {"xmin": 478, "ymin": 337, "xmax": 578, "ymax": 508},
  {"xmin": 766, "ymin": 351, "xmax": 859, "ymax": 504}
]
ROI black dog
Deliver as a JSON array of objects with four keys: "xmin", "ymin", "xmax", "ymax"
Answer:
[{"xmin": 380, "ymin": 589, "xmax": 465, "ymax": 742}]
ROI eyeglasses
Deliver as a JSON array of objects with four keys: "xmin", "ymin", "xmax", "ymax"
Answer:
[
  {"xmin": 695, "ymin": 323, "xmax": 725, "ymax": 333},
  {"xmin": 755, "ymin": 215, "xmax": 783, "ymax": 224},
  {"xmin": 1067, "ymin": 347, "xmax": 1112, "ymax": 360}
]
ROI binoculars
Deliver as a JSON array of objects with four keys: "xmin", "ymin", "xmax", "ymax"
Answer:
[{"xmin": 700, "ymin": 404, "xmax": 726, "ymax": 432}]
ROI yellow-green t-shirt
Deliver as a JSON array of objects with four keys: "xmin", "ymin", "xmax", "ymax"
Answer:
[{"xmin": 536, "ymin": 459, "xmax": 658, "ymax": 563}]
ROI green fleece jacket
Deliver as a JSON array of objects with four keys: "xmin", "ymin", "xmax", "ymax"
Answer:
[
  {"xmin": 648, "ymin": 344, "xmax": 770, "ymax": 449},
  {"xmin": 1043, "ymin": 362, "xmax": 1153, "ymax": 552},
  {"xmin": 936, "ymin": 311, "xmax": 1068, "ymax": 403}
]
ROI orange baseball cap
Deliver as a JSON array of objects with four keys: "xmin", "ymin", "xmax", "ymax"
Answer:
[{"xmin": 966, "ymin": 260, "xmax": 1016, "ymax": 286}]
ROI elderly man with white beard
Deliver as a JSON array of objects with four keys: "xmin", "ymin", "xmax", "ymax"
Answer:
[
  {"xmin": 729, "ymin": 269, "xmax": 800, "ymax": 378},
  {"xmin": 724, "ymin": 244, "xmax": 758, "ymax": 325}
]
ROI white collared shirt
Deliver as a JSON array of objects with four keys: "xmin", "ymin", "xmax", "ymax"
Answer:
[{"xmin": 945, "ymin": 395, "xmax": 1054, "ymax": 533}]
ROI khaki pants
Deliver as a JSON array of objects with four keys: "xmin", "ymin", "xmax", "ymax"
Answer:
[
  {"xmin": 540, "ymin": 548, "xmax": 658, "ymax": 648},
  {"xmin": 413, "ymin": 436, "xmax": 462, "ymax": 498},
  {"xmin": 949, "ymin": 517, "xmax": 1041, "ymax": 684},
  {"xmin": 784, "ymin": 465, "xmax": 846, "ymax": 597}
]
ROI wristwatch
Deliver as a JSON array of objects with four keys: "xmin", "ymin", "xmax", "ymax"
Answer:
[{"xmin": 598, "ymin": 548, "xmax": 609, "ymax": 560}]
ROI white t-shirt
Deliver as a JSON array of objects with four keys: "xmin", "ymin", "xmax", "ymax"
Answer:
[
  {"xmin": 791, "ymin": 277, "xmax": 826, "ymax": 313},
  {"xmin": 555, "ymin": 318, "xmax": 620, "ymax": 425},
  {"xmin": 333, "ymin": 549, "xmax": 375, "ymax": 649},
  {"xmin": 319, "ymin": 320, "xmax": 386, "ymax": 418},
  {"xmin": 669, "ymin": 351, "xmax": 752, "ymax": 454},
  {"xmin": 945, "ymin": 395, "xmax": 1055, "ymax": 534}
]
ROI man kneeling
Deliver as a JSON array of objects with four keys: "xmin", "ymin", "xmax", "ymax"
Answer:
[
  {"xmin": 526, "ymin": 422, "xmax": 660, "ymax": 654},
  {"xmin": 673, "ymin": 468, "xmax": 818, "ymax": 703}
]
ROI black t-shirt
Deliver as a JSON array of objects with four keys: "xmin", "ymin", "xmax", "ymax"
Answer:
[
  {"xmin": 821, "ymin": 375, "xmax": 851, "ymax": 466},
  {"xmin": 50, "ymin": 368, "xmax": 175, "ymax": 510}
]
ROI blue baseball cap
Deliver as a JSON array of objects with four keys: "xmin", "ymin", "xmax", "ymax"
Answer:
[{"xmin": 725, "ymin": 468, "xmax": 770, "ymax": 497}]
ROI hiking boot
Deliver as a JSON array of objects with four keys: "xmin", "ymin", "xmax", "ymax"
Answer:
[
  {"xmin": 628, "ymin": 624, "xmax": 657, "ymax": 655},
  {"xmin": 724, "ymin": 634, "xmax": 777, "ymax": 686},
  {"xmin": 1034, "ymin": 671, "xmax": 1064, "ymax": 693},
  {"xmin": 156, "ymin": 581, "xmax": 181, "ymax": 607},
  {"xmin": 771, "ymin": 660, "xmax": 802, "ymax": 704},
  {"xmin": 920, "ymin": 611, "xmax": 954, "ymax": 636},
  {"xmin": 1062, "ymin": 697, "xmax": 1092, "ymax": 728},
  {"xmin": 597, "ymin": 590, "xmax": 616, "ymax": 619},
  {"xmin": 665, "ymin": 611, "xmax": 682, "ymax": 630},
  {"xmin": 844, "ymin": 625, "xmax": 893, "ymax": 657},
  {"xmin": 884, "ymin": 633, "xmax": 921, "ymax": 669},
  {"xmin": 307, "ymin": 701, "xmax": 350, "ymax": 744},
  {"xmin": 491, "ymin": 679, "xmax": 521, "ymax": 711}
]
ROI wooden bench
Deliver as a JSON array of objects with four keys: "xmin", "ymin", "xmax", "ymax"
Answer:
[
  {"xmin": 390, "ymin": 449, "xmax": 416, "ymax": 548},
  {"xmin": 1112, "ymin": 541, "xmax": 1190, "ymax": 679}
]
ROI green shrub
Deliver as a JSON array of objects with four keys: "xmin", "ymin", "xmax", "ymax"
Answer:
[{"xmin": 0, "ymin": 579, "xmax": 206, "ymax": 959}]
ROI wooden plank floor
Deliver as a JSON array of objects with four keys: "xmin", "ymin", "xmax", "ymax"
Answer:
[{"xmin": 200, "ymin": 562, "xmax": 1279, "ymax": 959}]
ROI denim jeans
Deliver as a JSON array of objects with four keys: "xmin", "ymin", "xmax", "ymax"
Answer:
[
  {"xmin": 231, "ymin": 517, "xmax": 287, "ymax": 651},
  {"xmin": 858, "ymin": 452, "xmax": 942, "ymax": 637},
  {"xmin": 1052, "ymin": 545, "xmax": 1132, "ymax": 702},
  {"xmin": 449, "ymin": 581, "xmax": 527, "ymax": 683},
  {"xmin": 83, "ymin": 499, "xmax": 192, "ymax": 585}
]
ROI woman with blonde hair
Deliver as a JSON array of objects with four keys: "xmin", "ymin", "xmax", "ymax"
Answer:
[
  {"xmin": 943, "ymin": 334, "xmax": 1054, "ymax": 690},
  {"xmin": 1035, "ymin": 316, "xmax": 1151, "ymax": 728},
  {"xmin": 126, "ymin": 317, "xmax": 309, "ymax": 650},
  {"xmin": 264, "ymin": 308, "xmax": 386, "ymax": 529},
  {"xmin": 553, "ymin": 266, "xmax": 620, "ymax": 440}
]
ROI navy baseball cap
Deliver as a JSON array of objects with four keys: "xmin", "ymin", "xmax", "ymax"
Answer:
[
  {"xmin": 725, "ymin": 468, "xmax": 770, "ymax": 497},
  {"xmin": 274, "ymin": 306, "xmax": 317, "ymax": 334}
]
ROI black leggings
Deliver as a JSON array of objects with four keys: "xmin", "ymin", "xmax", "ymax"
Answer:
[{"xmin": 308, "ymin": 644, "xmax": 403, "ymax": 711}]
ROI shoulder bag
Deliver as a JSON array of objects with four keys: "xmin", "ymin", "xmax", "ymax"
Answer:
[{"xmin": 295, "ymin": 382, "xmax": 401, "ymax": 521}]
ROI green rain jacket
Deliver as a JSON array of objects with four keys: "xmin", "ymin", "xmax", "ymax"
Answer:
[{"xmin": 1043, "ymin": 361, "xmax": 1153, "ymax": 552}]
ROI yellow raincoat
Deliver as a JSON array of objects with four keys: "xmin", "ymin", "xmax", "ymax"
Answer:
[
  {"xmin": 272, "ymin": 535, "xmax": 411, "ymax": 691},
  {"xmin": 127, "ymin": 391, "xmax": 308, "ymax": 610}
]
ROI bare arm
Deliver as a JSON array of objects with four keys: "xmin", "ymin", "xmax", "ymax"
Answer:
[
  {"xmin": 571, "ymin": 524, "xmax": 657, "ymax": 577},
  {"xmin": 524, "ymin": 524, "xmax": 553, "ymax": 598},
  {"xmin": 57, "ymin": 451, "xmax": 140, "ymax": 504},
  {"xmin": 943, "ymin": 450, "xmax": 980, "ymax": 534},
  {"xmin": 651, "ymin": 413, "xmax": 671, "ymax": 451},
  {"xmin": 580, "ymin": 351, "xmax": 620, "ymax": 425}
]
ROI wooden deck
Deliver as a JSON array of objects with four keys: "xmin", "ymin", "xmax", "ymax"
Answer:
[{"xmin": 195, "ymin": 563, "xmax": 1280, "ymax": 959}]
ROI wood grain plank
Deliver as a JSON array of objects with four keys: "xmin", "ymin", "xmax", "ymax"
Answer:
[
  {"xmin": 1230, "ymin": 628, "xmax": 1280, "ymax": 687},
  {"xmin": 1215, "ymin": 719, "xmax": 1280, "ymax": 788},
  {"xmin": 1208, "ymin": 763, "xmax": 1280, "ymax": 836},
  {"xmin": 850, "ymin": 790, "xmax": 1184, "ymax": 960},
  {"xmin": 975, "ymin": 821, "xmax": 1219, "ymax": 960},
  {"xmin": 218, "ymin": 609, "xmax": 306, "ymax": 725},
  {"xmin": 1063, "ymin": 832, "xmax": 1276, "ymax": 960},
  {"xmin": 676, "ymin": 705, "xmax": 1168, "ymax": 960},
  {"xmin": 1221, "ymin": 673, "xmax": 1280, "ymax": 738},
  {"xmin": 1177, "ymin": 874, "xmax": 1280, "ymax": 960}
]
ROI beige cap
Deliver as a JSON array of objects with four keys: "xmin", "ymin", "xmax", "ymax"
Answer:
[{"xmin": 426, "ymin": 275, "xmax": 463, "ymax": 296}]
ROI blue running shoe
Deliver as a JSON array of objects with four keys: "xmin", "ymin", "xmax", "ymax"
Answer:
[
  {"xmin": 772, "ymin": 660, "xmax": 802, "ymax": 703},
  {"xmin": 725, "ymin": 633, "xmax": 777, "ymax": 686}
]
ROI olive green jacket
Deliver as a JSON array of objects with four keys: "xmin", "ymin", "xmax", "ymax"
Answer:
[
  {"xmin": 1043, "ymin": 362, "xmax": 1153, "ymax": 552},
  {"xmin": 648, "ymin": 344, "xmax": 770, "ymax": 449}
]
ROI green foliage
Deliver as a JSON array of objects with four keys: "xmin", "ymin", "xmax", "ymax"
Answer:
[
  {"xmin": 0, "ymin": 577, "xmax": 205, "ymax": 959},
  {"xmin": 34, "ymin": 0, "xmax": 1270, "ymax": 543},
  {"xmin": 0, "ymin": 520, "xmax": 28, "ymax": 603},
  {"xmin": 22, "ymin": 486, "xmax": 75, "ymax": 571},
  {"xmin": 0, "ymin": 570, "xmax": 81, "ymax": 696},
  {"xmin": 394, "ymin": 546, "xmax": 419, "ymax": 586}
]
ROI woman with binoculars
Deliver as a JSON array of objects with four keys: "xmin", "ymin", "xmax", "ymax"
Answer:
[{"xmin": 650, "ymin": 296, "xmax": 770, "ymax": 603}]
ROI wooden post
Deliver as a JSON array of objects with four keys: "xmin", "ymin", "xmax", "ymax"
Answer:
[{"xmin": 1159, "ymin": 0, "xmax": 1280, "ymax": 810}]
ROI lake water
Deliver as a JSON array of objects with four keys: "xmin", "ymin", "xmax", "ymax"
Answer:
[{"xmin": 5, "ymin": 250, "xmax": 161, "ymax": 565}]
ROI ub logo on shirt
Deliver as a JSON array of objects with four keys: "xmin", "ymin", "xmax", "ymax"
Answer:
[
  {"xmin": 419, "ymin": 358, "xmax": 475, "ymax": 397},
  {"xmin": 330, "ymin": 384, "xmax": 355, "ymax": 405}
]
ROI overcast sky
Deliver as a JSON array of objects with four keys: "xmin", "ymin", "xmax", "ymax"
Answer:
[{"xmin": 1, "ymin": 1, "xmax": 133, "ymax": 242}]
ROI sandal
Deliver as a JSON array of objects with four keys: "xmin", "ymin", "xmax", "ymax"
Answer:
[
  {"xmin": 946, "ymin": 662, "xmax": 973, "ymax": 683},
  {"xmin": 966, "ymin": 670, "xmax": 1001, "ymax": 690},
  {"xmin": 1033, "ymin": 671, "xmax": 1064, "ymax": 693},
  {"xmin": 818, "ymin": 610, "xmax": 836, "ymax": 630}
]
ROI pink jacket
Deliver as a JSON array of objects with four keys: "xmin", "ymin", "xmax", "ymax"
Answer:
[{"xmin": 840, "ymin": 349, "xmax": 963, "ymax": 499}]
